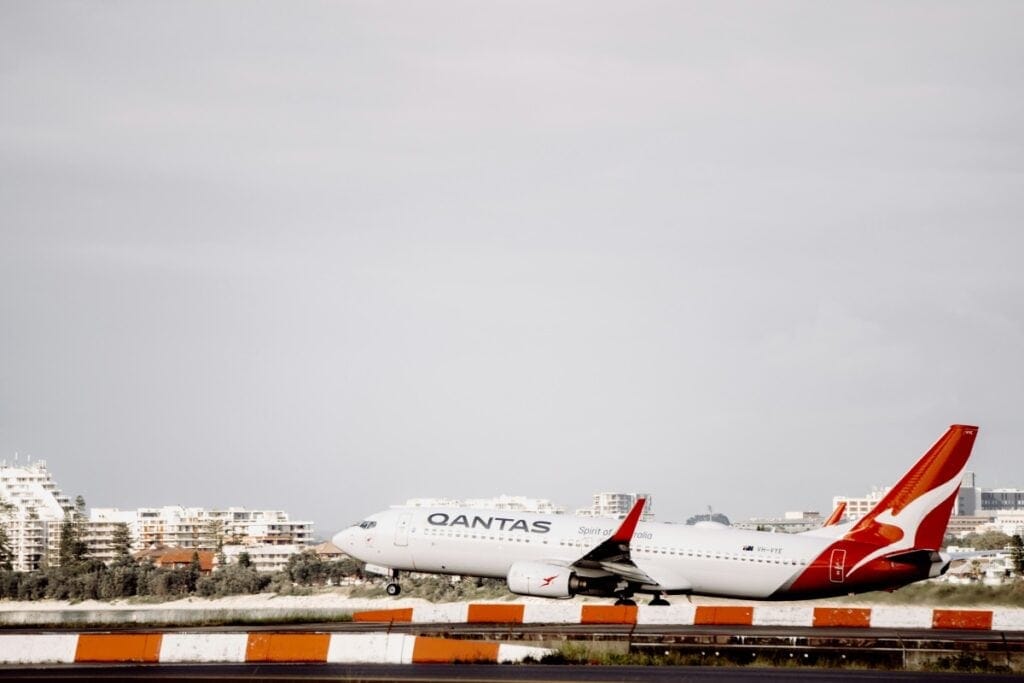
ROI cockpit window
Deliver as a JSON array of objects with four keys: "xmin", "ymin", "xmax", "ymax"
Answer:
[{"xmin": 357, "ymin": 520, "xmax": 377, "ymax": 529}]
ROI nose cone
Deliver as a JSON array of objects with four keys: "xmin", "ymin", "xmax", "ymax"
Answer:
[{"xmin": 333, "ymin": 526, "xmax": 357, "ymax": 555}]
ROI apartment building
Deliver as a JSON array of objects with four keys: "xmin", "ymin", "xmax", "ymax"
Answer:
[
  {"xmin": 576, "ymin": 492, "xmax": 655, "ymax": 521},
  {"xmin": 87, "ymin": 506, "xmax": 314, "ymax": 557},
  {"xmin": 831, "ymin": 487, "xmax": 890, "ymax": 522},
  {"xmin": 222, "ymin": 543, "xmax": 307, "ymax": 573},
  {"xmin": 0, "ymin": 460, "xmax": 76, "ymax": 571}
]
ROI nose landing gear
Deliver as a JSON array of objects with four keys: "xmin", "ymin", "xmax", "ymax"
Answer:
[{"xmin": 385, "ymin": 569, "xmax": 401, "ymax": 596}]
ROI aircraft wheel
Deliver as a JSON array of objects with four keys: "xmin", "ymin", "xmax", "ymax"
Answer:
[
  {"xmin": 386, "ymin": 582, "xmax": 401, "ymax": 596},
  {"xmin": 614, "ymin": 598, "xmax": 637, "ymax": 607},
  {"xmin": 649, "ymin": 597, "xmax": 670, "ymax": 606}
]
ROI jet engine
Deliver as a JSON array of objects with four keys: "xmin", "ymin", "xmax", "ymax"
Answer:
[{"xmin": 506, "ymin": 561, "xmax": 583, "ymax": 599}]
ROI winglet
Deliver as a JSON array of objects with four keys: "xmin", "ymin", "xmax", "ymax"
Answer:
[
  {"xmin": 609, "ymin": 498, "xmax": 646, "ymax": 543},
  {"xmin": 823, "ymin": 501, "xmax": 846, "ymax": 527}
]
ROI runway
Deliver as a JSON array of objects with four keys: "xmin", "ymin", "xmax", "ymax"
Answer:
[{"xmin": 0, "ymin": 663, "xmax": 1021, "ymax": 682}]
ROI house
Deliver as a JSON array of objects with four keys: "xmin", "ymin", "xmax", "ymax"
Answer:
[{"xmin": 134, "ymin": 546, "xmax": 214, "ymax": 573}]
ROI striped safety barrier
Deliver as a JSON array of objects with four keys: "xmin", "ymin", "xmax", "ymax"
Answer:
[
  {"xmin": 0, "ymin": 632, "xmax": 552, "ymax": 665},
  {"xmin": 353, "ymin": 603, "xmax": 1024, "ymax": 631}
]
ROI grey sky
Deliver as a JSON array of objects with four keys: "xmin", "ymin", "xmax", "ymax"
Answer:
[{"xmin": 2, "ymin": 2, "xmax": 1022, "ymax": 535}]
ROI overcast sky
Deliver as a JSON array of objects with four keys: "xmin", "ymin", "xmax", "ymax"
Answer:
[{"xmin": 2, "ymin": 1, "xmax": 1022, "ymax": 535}]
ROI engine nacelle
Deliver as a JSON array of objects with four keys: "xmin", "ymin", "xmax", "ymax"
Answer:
[{"xmin": 506, "ymin": 561, "xmax": 579, "ymax": 599}]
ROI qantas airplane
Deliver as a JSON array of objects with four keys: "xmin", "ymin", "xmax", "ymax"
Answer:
[{"xmin": 333, "ymin": 424, "xmax": 978, "ymax": 605}]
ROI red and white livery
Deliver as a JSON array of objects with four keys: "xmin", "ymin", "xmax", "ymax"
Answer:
[{"xmin": 334, "ymin": 425, "xmax": 978, "ymax": 604}]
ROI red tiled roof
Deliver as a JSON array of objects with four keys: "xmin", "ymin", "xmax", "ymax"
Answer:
[{"xmin": 146, "ymin": 548, "xmax": 215, "ymax": 572}]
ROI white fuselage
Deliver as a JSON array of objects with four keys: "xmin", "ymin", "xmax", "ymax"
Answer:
[{"xmin": 334, "ymin": 506, "xmax": 840, "ymax": 599}]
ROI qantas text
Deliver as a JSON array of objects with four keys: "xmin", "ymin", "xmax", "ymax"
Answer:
[{"xmin": 426, "ymin": 513, "xmax": 551, "ymax": 534}]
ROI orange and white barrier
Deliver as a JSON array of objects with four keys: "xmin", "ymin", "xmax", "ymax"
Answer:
[
  {"xmin": 0, "ymin": 632, "xmax": 551, "ymax": 665},
  {"xmin": 353, "ymin": 602, "xmax": 1024, "ymax": 631},
  {"xmin": 0, "ymin": 635, "xmax": 78, "ymax": 664}
]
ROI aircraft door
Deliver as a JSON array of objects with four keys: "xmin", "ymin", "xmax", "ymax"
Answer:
[
  {"xmin": 394, "ymin": 513, "xmax": 411, "ymax": 547},
  {"xmin": 829, "ymin": 548, "xmax": 846, "ymax": 583}
]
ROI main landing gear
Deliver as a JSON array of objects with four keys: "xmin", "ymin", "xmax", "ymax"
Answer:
[
  {"xmin": 385, "ymin": 569, "xmax": 401, "ymax": 596},
  {"xmin": 613, "ymin": 589, "xmax": 637, "ymax": 607},
  {"xmin": 613, "ymin": 592, "xmax": 670, "ymax": 606}
]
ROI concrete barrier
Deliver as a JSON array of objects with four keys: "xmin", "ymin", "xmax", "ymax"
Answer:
[
  {"xmin": 327, "ymin": 633, "xmax": 414, "ymax": 664},
  {"xmin": 0, "ymin": 631, "xmax": 551, "ymax": 665},
  {"xmin": 932, "ymin": 609, "xmax": 993, "ymax": 630},
  {"xmin": 752, "ymin": 606, "xmax": 813, "ymax": 627},
  {"xmin": 467, "ymin": 603, "xmax": 525, "ymax": 623},
  {"xmin": 694, "ymin": 606, "xmax": 753, "ymax": 626},
  {"xmin": 75, "ymin": 633, "xmax": 163, "ymax": 662},
  {"xmin": 0, "ymin": 634, "xmax": 78, "ymax": 664},
  {"xmin": 813, "ymin": 607, "xmax": 871, "ymax": 628},
  {"xmin": 870, "ymin": 606, "xmax": 934, "ymax": 629},
  {"xmin": 160, "ymin": 633, "xmax": 248, "ymax": 663},
  {"xmin": 581, "ymin": 605, "xmax": 637, "ymax": 624},
  {"xmin": 637, "ymin": 604, "xmax": 697, "ymax": 625},
  {"xmin": 349, "ymin": 602, "xmax": 1024, "ymax": 632},
  {"xmin": 245, "ymin": 633, "xmax": 331, "ymax": 662}
]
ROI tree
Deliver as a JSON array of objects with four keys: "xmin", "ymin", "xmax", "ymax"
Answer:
[
  {"xmin": 58, "ymin": 516, "xmax": 88, "ymax": 567},
  {"xmin": 0, "ymin": 498, "xmax": 14, "ymax": 571},
  {"xmin": 201, "ymin": 520, "xmax": 223, "ymax": 551},
  {"xmin": 1009, "ymin": 534, "xmax": 1024, "ymax": 576},
  {"xmin": 111, "ymin": 523, "xmax": 133, "ymax": 567},
  {"xmin": 0, "ymin": 523, "xmax": 12, "ymax": 571},
  {"xmin": 186, "ymin": 551, "xmax": 201, "ymax": 593},
  {"xmin": 237, "ymin": 552, "xmax": 252, "ymax": 569},
  {"xmin": 962, "ymin": 530, "xmax": 1012, "ymax": 551}
]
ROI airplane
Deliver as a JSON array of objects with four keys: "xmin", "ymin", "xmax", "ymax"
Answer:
[{"xmin": 333, "ymin": 424, "xmax": 978, "ymax": 605}]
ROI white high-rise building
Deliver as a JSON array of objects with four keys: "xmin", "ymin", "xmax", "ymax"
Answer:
[
  {"xmin": 577, "ymin": 492, "xmax": 654, "ymax": 521},
  {"xmin": 0, "ymin": 460, "xmax": 76, "ymax": 571}
]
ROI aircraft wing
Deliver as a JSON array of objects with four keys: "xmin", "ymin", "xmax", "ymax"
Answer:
[{"xmin": 569, "ymin": 498, "xmax": 659, "ymax": 586}]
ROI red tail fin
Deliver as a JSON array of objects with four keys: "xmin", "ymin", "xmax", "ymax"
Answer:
[{"xmin": 846, "ymin": 424, "xmax": 978, "ymax": 551}]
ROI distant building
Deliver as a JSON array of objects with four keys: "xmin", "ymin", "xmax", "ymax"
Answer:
[
  {"xmin": 945, "ymin": 515, "xmax": 992, "ymax": 538},
  {"xmin": 312, "ymin": 540, "xmax": 345, "ymax": 561},
  {"xmin": 733, "ymin": 511, "xmax": 819, "ymax": 533},
  {"xmin": 83, "ymin": 508, "xmax": 137, "ymax": 565},
  {"xmin": 222, "ymin": 543, "xmax": 306, "ymax": 573},
  {"xmin": 135, "ymin": 547, "xmax": 215, "ymax": 574},
  {"xmin": 0, "ymin": 460, "xmax": 76, "ymax": 570},
  {"xmin": 402, "ymin": 495, "xmax": 566, "ymax": 514},
  {"xmin": 87, "ymin": 506, "xmax": 313, "ymax": 557},
  {"xmin": 831, "ymin": 487, "xmax": 890, "ymax": 522},
  {"xmin": 576, "ymin": 493, "xmax": 654, "ymax": 521},
  {"xmin": 954, "ymin": 471, "xmax": 1024, "ymax": 516},
  {"xmin": 987, "ymin": 511, "xmax": 1024, "ymax": 537}
]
